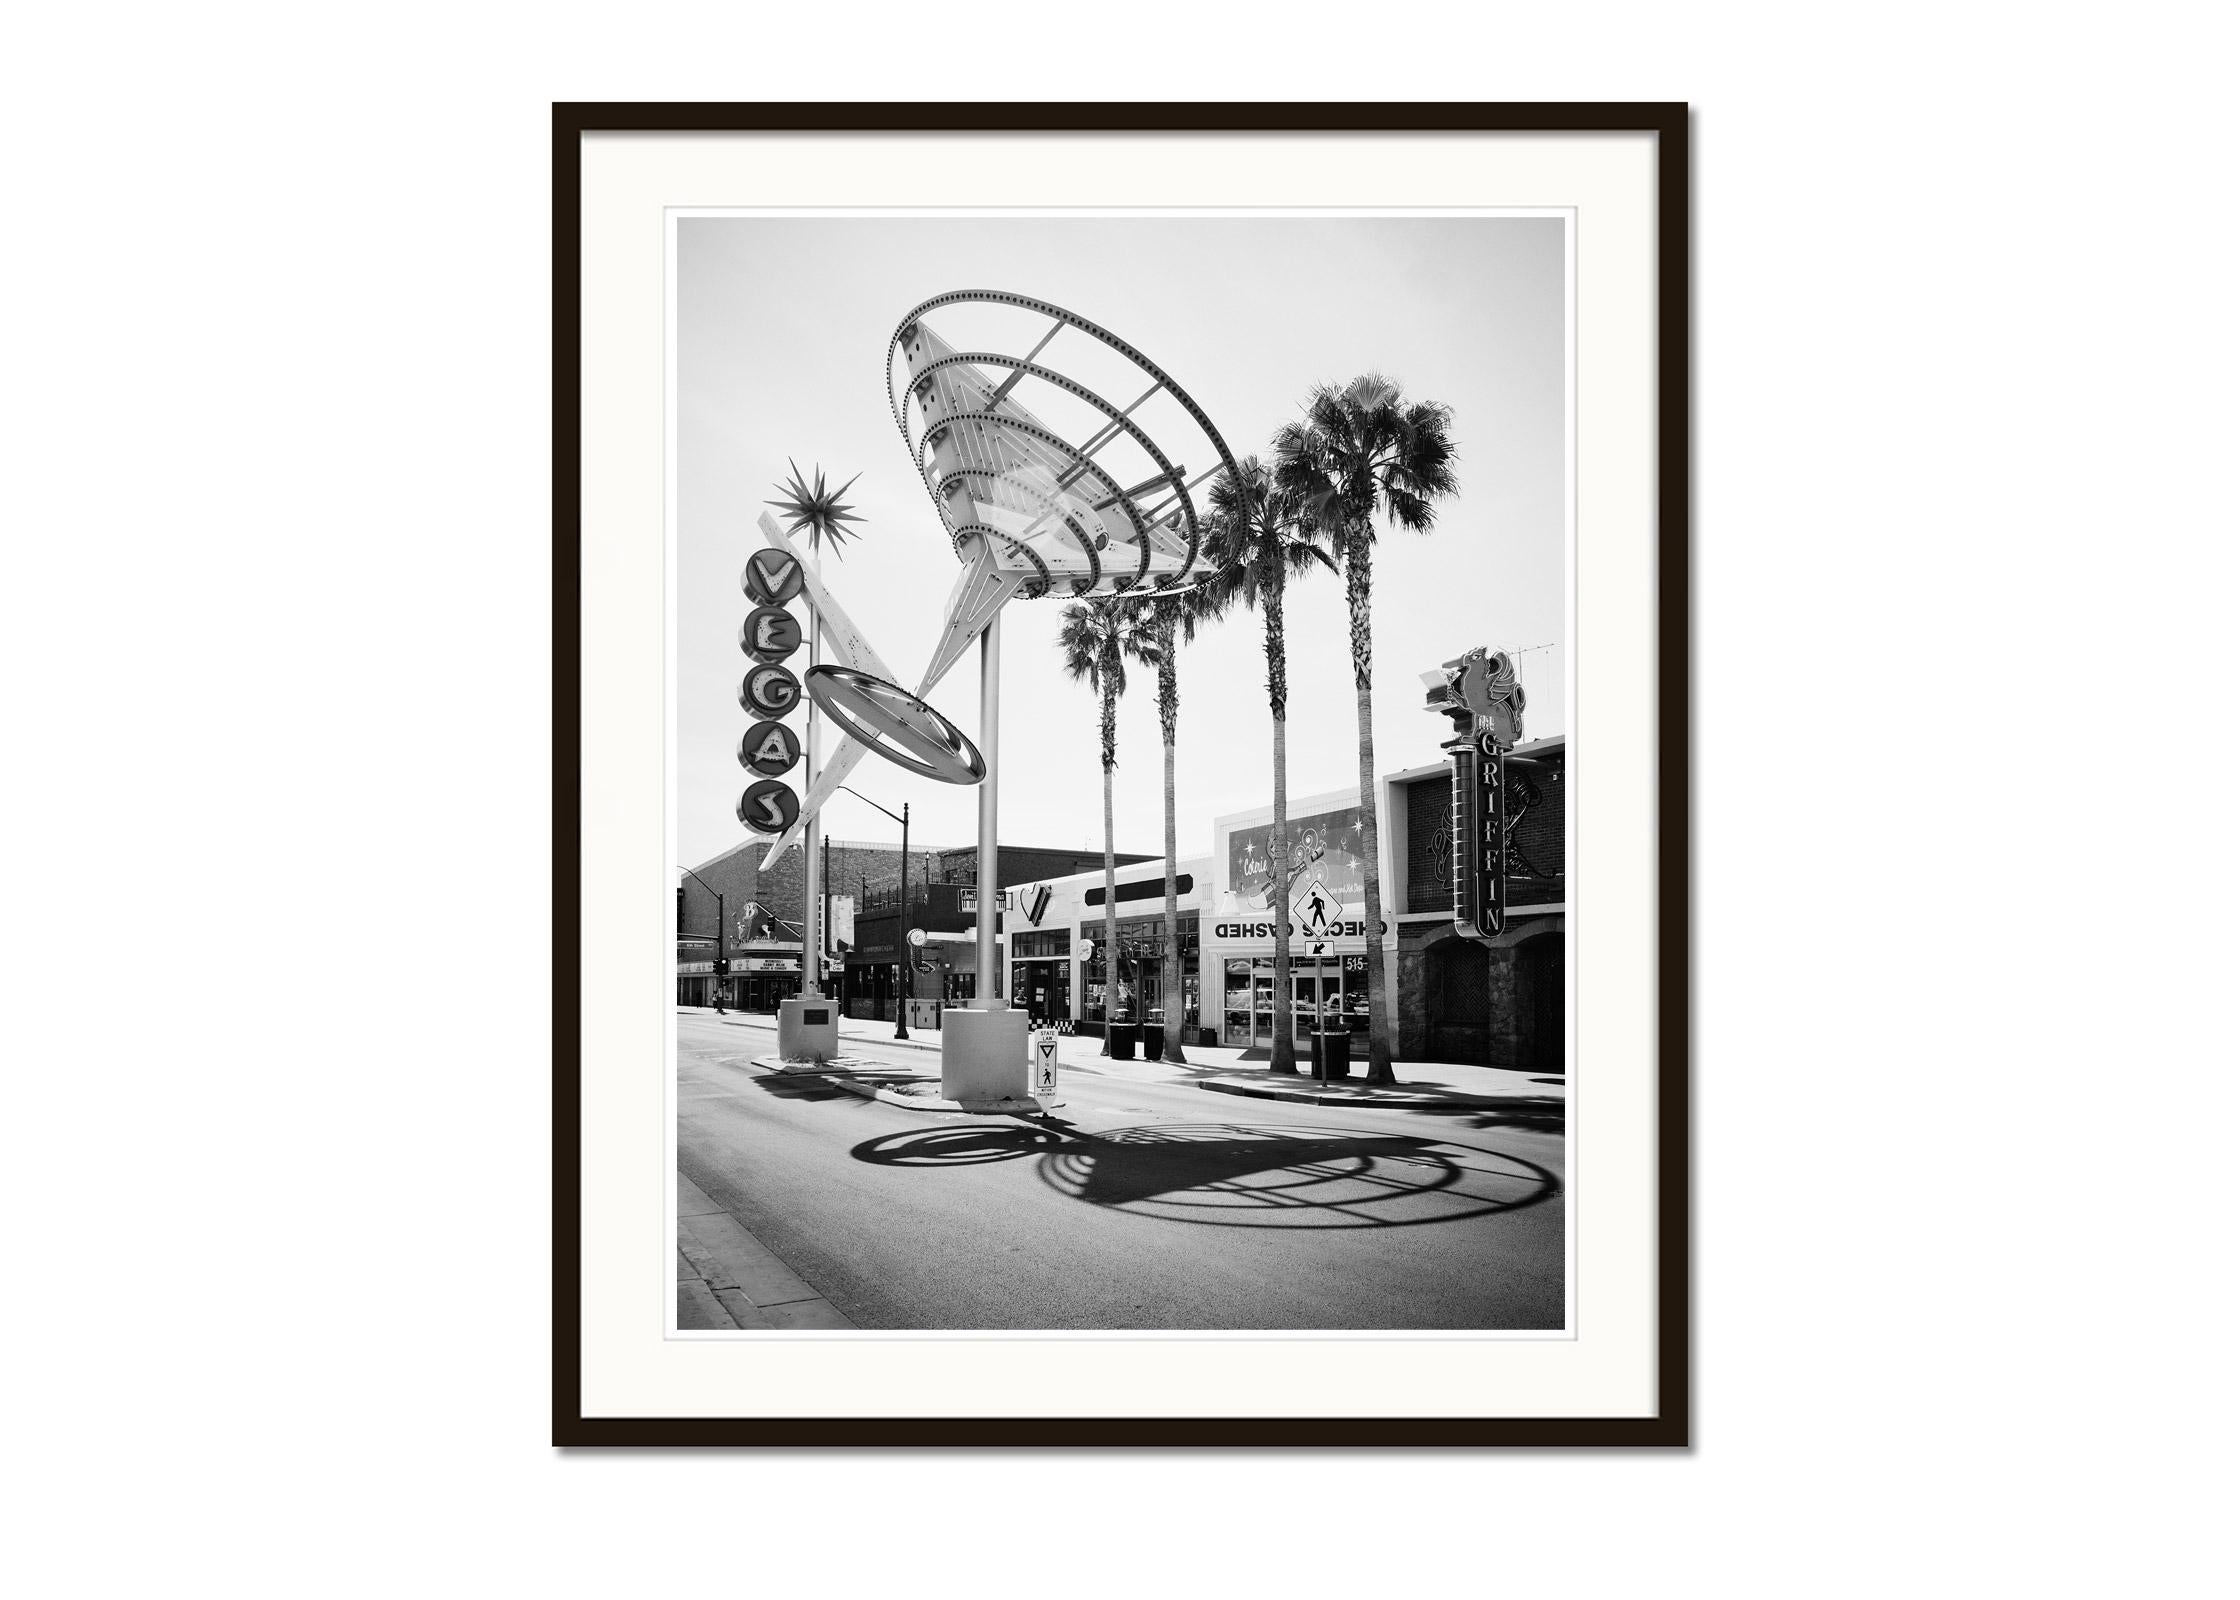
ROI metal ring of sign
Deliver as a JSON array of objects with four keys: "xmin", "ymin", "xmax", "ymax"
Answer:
[
  {"xmin": 802, "ymin": 665, "xmax": 987, "ymax": 786},
  {"xmin": 886, "ymin": 290, "xmax": 1237, "ymax": 592}
]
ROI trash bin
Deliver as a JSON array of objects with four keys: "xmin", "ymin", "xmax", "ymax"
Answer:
[
  {"xmin": 1108, "ymin": 1021, "xmax": 1139, "ymax": 1060},
  {"xmin": 1142, "ymin": 1022, "xmax": 1166, "ymax": 1059},
  {"xmin": 1311, "ymin": 1030, "xmax": 1351, "ymax": 1078}
]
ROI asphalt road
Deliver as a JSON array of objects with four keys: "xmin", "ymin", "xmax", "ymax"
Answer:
[{"xmin": 677, "ymin": 1013, "xmax": 1565, "ymax": 1330}]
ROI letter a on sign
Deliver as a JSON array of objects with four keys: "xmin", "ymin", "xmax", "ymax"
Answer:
[{"xmin": 739, "ymin": 719, "xmax": 801, "ymax": 776}]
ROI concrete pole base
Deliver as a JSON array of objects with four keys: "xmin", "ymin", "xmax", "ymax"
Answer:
[
  {"xmin": 940, "ymin": 1006, "xmax": 1030, "ymax": 1101},
  {"xmin": 777, "ymin": 996, "xmax": 841, "ymax": 1063}
]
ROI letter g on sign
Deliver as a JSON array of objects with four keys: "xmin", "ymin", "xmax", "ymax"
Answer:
[{"xmin": 740, "ymin": 663, "xmax": 802, "ymax": 717}]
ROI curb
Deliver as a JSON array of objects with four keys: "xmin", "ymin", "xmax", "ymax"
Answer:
[{"xmin": 1196, "ymin": 1078, "xmax": 1523, "ymax": 1111}]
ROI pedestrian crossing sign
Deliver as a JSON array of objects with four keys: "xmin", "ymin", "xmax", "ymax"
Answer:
[
  {"xmin": 1032, "ymin": 1028, "xmax": 1059, "ymax": 1096},
  {"xmin": 1290, "ymin": 873, "xmax": 1337, "ymax": 942}
]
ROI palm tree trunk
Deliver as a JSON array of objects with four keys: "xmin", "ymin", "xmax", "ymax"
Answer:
[
  {"xmin": 1345, "ymin": 528, "xmax": 1397, "ymax": 1083},
  {"xmin": 1266, "ymin": 578, "xmax": 1297, "ymax": 1074}
]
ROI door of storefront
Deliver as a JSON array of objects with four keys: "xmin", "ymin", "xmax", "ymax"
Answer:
[
  {"xmin": 1516, "ymin": 932, "xmax": 1564, "ymax": 1073},
  {"xmin": 1427, "ymin": 937, "xmax": 1492, "ymax": 1065},
  {"xmin": 1012, "ymin": 959, "xmax": 1072, "ymax": 1026}
]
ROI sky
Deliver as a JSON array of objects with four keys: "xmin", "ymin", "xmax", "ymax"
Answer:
[{"xmin": 676, "ymin": 214, "xmax": 1567, "ymax": 872}]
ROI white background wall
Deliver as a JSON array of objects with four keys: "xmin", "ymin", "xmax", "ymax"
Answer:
[{"xmin": 6, "ymin": 5, "xmax": 2234, "ymax": 1597}]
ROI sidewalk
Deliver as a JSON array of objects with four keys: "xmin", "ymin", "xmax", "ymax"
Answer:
[{"xmin": 681, "ymin": 1006, "xmax": 1565, "ymax": 1116}]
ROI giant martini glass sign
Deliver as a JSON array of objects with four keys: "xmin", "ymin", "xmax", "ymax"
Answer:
[{"xmin": 752, "ymin": 291, "xmax": 1239, "ymax": 869}]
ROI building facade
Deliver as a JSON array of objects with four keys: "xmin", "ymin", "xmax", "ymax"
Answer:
[
  {"xmin": 843, "ymin": 843, "xmax": 1150, "ymax": 1023},
  {"xmin": 1381, "ymin": 734, "xmax": 1566, "ymax": 1071},
  {"xmin": 678, "ymin": 836, "xmax": 949, "ymax": 1011},
  {"xmin": 998, "ymin": 737, "xmax": 1567, "ymax": 1070},
  {"xmin": 681, "ymin": 836, "xmax": 1145, "ymax": 1017}
]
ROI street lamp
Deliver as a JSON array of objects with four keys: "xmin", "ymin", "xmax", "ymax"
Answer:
[
  {"xmin": 837, "ymin": 785, "xmax": 911, "ymax": 1040},
  {"xmin": 677, "ymin": 865, "xmax": 727, "ymax": 1013}
]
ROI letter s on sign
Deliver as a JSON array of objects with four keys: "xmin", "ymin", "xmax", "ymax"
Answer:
[{"xmin": 738, "ymin": 779, "xmax": 800, "ymax": 836}]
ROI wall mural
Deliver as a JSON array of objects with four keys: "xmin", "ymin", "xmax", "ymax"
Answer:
[{"xmin": 1226, "ymin": 805, "xmax": 1368, "ymax": 913}]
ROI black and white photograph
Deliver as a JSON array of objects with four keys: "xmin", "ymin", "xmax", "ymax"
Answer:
[
  {"xmin": 668, "ymin": 213, "xmax": 1574, "ymax": 1335},
  {"xmin": 24, "ymin": 13, "xmax": 2240, "ymax": 1594}
]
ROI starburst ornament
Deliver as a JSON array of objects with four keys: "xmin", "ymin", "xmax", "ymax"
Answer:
[{"xmin": 765, "ymin": 460, "xmax": 866, "ymax": 557}]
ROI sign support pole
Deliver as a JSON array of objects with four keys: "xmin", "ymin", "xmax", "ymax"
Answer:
[
  {"xmin": 801, "ymin": 539, "xmax": 823, "ymax": 999},
  {"xmin": 974, "ymin": 609, "xmax": 1001, "ymax": 1007},
  {"xmin": 1315, "ymin": 944, "xmax": 1327, "ymax": 1087}
]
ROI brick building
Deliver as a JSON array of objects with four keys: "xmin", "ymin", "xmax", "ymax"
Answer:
[{"xmin": 1382, "ymin": 734, "xmax": 1566, "ymax": 1070}]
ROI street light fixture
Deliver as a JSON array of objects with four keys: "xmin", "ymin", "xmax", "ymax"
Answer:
[{"xmin": 836, "ymin": 785, "xmax": 911, "ymax": 1040}]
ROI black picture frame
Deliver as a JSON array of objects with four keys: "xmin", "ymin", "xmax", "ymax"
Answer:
[{"xmin": 554, "ymin": 101, "xmax": 1690, "ymax": 1447}]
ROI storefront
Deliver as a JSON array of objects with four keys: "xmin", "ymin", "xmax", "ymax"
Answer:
[
  {"xmin": 675, "ymin": 944, "xmax": 802, "ymax": 1010},
  {"xmin": 1001, "ymin": 857, "xmax": 1212, "ymax": 1042},
  {"xmin": 1207, "ymin": 786, "xmax": 1398, "ymax": 1051}
]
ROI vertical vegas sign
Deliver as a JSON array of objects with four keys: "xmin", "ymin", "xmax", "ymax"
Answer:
[{"xmin": 1425, "ymin": 647, "xmax": 1528, "ymax": 942}]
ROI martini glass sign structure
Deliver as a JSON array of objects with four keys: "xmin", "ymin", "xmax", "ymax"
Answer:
[{"xmin": 747, "ymin": 292, "xmax": 1235, "ymax": 1086}]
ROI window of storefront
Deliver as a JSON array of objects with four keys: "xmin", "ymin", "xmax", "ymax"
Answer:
[
  {"xmin": 1083, "ymin": 912, "xmax": 1199, "ymax": 1029},
  {"xmin": 1219, "ymin": 950, "xmax": 1371, "ymax": 1046}
]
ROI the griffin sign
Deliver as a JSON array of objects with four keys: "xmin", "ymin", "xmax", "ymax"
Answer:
[{"xmin": 1424, "ymin": 647, "xmax": 1527, "ymax": 942}]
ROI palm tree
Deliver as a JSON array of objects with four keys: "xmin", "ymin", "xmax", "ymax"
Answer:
[
  {"xmin": 1057, "ymin": 597, "xmax": 1161, "ymax": 1055},
  {"xmin": 1274, "ymin": 375, "xmax": 1459, "ymax": 1083},
  {"xmin": 1201, "ymin": 458, "xmax": 1338, "ymax": 1074},
  {"xmin": 1139, "ymin": 587, "xmax": 1220, "ymax": 1064}
]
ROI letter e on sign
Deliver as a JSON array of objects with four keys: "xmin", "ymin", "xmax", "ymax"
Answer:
[{"xmin": 740, "ymin": 606, "xmax": 803, "ymax": 663}]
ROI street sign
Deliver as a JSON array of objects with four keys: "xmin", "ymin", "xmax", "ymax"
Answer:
[
  {"xmin": 1290, "ymin": 873, "xmax": 1338, "ymax": 944},
  {"xmin": 1031, "ymin": 1027, "xmax": 1059, "ymax": 1096}
]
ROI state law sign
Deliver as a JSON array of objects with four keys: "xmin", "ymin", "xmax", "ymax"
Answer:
[{"xmin": 1031, "ymin": 1028, "xmax": 1059, "ymax": 1098}]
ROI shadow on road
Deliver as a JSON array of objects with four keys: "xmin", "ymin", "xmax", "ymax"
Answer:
[
  {"xmin": 850, "ymin": 1120, "xmax": 1557, "ymax": 1230},
  {"xmin": 1396, "ymin": 1096, "xmax": 1568, "ymax": 1136},
  {"xmin": 748, "ymin": 1070, "xmax": 890, "ymax": 1105}
]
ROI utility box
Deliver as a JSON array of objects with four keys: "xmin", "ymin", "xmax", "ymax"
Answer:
[
  {"xmin": 940, "ymin": 1000, "xmax": 1031, "ymax": 1103},
  {"xmin": 778, "ymin": 997, "xmax": 840, "ymax": 1063}
]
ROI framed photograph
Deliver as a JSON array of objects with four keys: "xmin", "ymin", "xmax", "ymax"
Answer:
[{"xmin": 556, "ymin": 103, "xmax": 1689, "ymax": 1445}]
